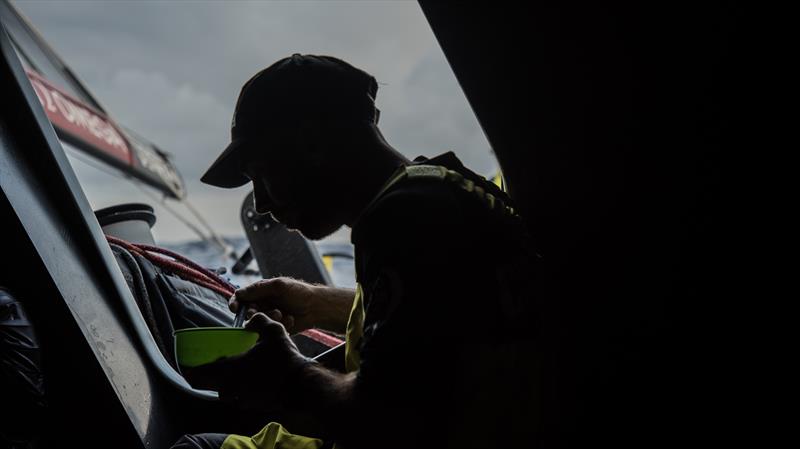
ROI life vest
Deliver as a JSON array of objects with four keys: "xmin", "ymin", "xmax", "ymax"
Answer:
[{"xmin": 345, "ymin": 162, "xmax": 523, "ymax": 377}]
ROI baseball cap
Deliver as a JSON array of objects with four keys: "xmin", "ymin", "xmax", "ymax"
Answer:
[{"xmin": 201, "ymin": 54, "xmax": 380, "ymax": 188}]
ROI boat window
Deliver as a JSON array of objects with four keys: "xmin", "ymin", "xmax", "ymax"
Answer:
[{"xmin": 10, "ymin": 1, "xmax": 497, "ymax": 266}]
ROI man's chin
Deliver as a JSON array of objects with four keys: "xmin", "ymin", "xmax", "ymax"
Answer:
[{"xmin": 293, "ymin": 223, "xmax": 342, "ymax": 241}]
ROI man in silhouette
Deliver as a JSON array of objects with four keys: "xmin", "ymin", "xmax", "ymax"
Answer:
[{"xmin": 173, "ymin": 54, "xmax": 534, "ymax": 449}]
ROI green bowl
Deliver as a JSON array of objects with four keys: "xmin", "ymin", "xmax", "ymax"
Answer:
[{"xmin": 174, "ymin": 327, "xmax": 259, "ymax": 369}]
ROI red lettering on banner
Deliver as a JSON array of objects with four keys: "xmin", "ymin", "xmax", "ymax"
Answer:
[{"xmin": 25, "ymin": 69, "xmax": 131, "ymax": 164}]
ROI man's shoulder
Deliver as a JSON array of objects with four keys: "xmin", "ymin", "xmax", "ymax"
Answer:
[
  {"xmin": 350, "ymin": 152, "xmax": 525, "ymax": 269},
  {"xmin": 350, "ymin": 169, "xmax": 475, "ymax": 247}
]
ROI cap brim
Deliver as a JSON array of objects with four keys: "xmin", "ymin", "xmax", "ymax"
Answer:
[{"xmin": 201, "ymin": 139, "xmax": 251, "ymax": 188}]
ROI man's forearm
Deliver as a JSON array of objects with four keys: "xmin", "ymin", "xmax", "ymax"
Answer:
[
  {"xmin": 285, "ymin": 360, "xmax": 359, "ymax": 441},
  {"xmin": 313, "ymin": 286, "xmax": 356, "ymax": 334}
]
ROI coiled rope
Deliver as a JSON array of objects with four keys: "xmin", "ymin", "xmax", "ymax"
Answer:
[{"xmin": 105, "ymin": 235, "xmax": 342, "ymax": 347}]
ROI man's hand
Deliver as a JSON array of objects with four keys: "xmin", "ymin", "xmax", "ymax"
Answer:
[
  {"xmin": 230, "ymin": 277, "xmax": 355, "ymax": 334},
  {"xmin": 184, "ymin": 312, "xmax": 312, "ymax": 411}
]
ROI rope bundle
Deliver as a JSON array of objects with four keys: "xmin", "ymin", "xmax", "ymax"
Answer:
[
  {"xmin": 106, "ymin": 235, "xmax": 236, "ymax": 298},
  {"xmin": 105, "ymin": 235, "xmax": 343, "ymax": 347}
]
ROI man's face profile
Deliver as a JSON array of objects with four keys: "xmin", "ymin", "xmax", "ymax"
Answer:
[{"xmin": 243, "ymin": 131, "xmax": 345, "ymax": 240}]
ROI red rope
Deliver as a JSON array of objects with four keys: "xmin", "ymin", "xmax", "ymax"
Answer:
[
  {"xmin": 300, "ymin": 329, "xmax": 343, "ymax": 347},
  {"xmin": 136, "ymin": 243, "xmax": 236, "ymax": 291},
  {"xmin": 106, "ymin": 235, "xmax": 342, "ymax": 347},
  {"xmin": 106, "ymin": 235, "xmax": 234, "ymax": 298}
]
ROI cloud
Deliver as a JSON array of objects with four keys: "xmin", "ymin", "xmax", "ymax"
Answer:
[
  {"xmin": 379, "ymin": 49, "xmax": 496, "ymax": 175},
  {"xmin": 100, "ymin": 68, "xmax": 232, "ymax": 178},
  {"xmin": 13, "ymin": 0, "xmax": 495, "ymax": 243}
]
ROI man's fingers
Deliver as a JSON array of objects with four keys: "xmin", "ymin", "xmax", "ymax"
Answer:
[
  {"xmin": 245, "ymin": 311, "xmax": 273, "ymax": 332},
  {"xmin": 228, "ymin": 295, "xmax": 239, "ymax": 313},
  {"xmin": 267, "ymin": 309, "xmax": 295, "ymax": 332},
  {"xmin": 266, "ymin": 308, "xmax": 283, "ymax": 322},
  {"xmin": 231, "ymin": 279, "xmax": 284, "ymax": 313},
  {"xmin": 283, "ymin": 315, "xmax": 295, "ymax": 333},
  {"xmin": 235, "ymin": 278, "xmax": 289, "ymax": 304},
  {"xmin": 183, "ymin": 359, "xmax": 231, "ymax": 391},
  {"xmin": 245, "ymin": 312, "xmax": 286, "ymax": 339}
]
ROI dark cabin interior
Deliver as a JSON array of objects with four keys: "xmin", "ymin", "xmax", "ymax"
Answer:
[{"xmin": 420, "ymin": 2, "xmax": 742, "ymax": 446}]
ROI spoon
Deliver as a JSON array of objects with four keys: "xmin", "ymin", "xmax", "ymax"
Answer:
[{"xmin": 232, "ymin": 304, "xmax": 248, "ymax": 328}]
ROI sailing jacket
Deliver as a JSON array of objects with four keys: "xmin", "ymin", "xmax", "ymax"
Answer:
[{"xmin": 343, "ymin": 152, "xmax": 536, "ymax": 448}]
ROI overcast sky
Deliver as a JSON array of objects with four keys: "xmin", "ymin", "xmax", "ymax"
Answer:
[{"xmin": 12, "ymin": 0, "xmax": 495, "ymax": 243}]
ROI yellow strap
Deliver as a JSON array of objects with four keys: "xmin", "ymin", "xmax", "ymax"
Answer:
[
  {"xmin": 221, "ymin": 422, "xmax": 325, "ymax": 449},
  {"xmin": 344, "ymin": 284, "xmax": 365, "ymax": 373},
  {"xmin": 405, "ymin": 165, "xmax": 516, "ymax": 216},
  {"xmin": 321, "ymin": 255, "xmax": 334, "ymax": 274}
]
